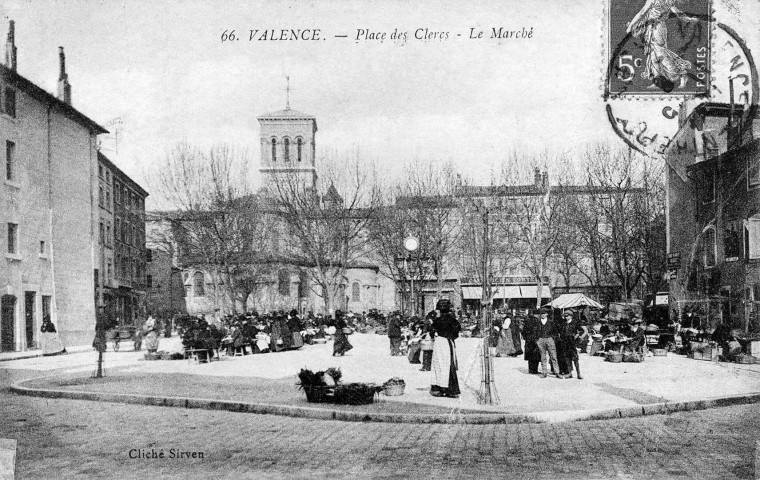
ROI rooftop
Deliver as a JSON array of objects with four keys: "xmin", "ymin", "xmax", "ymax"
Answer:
[{"xmin": 0, "ymin": 63, "xmax": 107, "ymax": 135}]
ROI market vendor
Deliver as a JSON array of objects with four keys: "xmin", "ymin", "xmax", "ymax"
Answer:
[{"xmin": 430, "ymin": 299, "xmax": 461, "ymax": 398}]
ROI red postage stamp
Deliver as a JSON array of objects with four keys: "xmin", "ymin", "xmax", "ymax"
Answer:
[{"xmin": 607, "ymin": 0, "xmax": 712, "ymax": 96}]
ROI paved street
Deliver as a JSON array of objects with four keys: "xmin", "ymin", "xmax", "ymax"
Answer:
[{"xmin": 1, "ymin": 347, "xmax": 760, "ymax": 479}]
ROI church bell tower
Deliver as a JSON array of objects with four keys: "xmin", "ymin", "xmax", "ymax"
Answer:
[{"xmin": 257, "ymin": 83, "xmax": 317, "ymax": 194}]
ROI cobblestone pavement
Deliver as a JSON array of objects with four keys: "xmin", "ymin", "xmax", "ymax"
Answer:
[{"xmin": 1, "ymin": 365, "xmax": 759, "ymax": 480}]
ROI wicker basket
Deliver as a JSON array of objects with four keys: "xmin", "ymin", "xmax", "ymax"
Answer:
[
  {"xmin": 652, "ymin": 348, "xmax": 667, "ymax": 357},
  {"xmin": 383, "ymin": 383, "xmax": 405, "ymax": 396},
  {"xmin": 606, "ymin": 352, "xmax": 623, "ymax": 363}
]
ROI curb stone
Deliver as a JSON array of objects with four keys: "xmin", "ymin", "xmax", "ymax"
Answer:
[{"xmin": 10, "ymin": 376, "xmax": 760, "ymax": 424}]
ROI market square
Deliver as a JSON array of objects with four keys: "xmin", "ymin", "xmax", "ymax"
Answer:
[{"xmin": 2, "ymin": 0, "xmax": 760, "ymax": 478}]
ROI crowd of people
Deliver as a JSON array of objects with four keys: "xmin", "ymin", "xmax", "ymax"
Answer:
[{"xmin": 172, "ymin": 309, "xmax": 379, "ymax": 359}]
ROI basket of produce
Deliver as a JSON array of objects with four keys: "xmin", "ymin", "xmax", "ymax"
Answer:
[
  {"xmin": 297, "ymin": 367, "xmax": 341, "ymax": 403},
  {"xmin": 334, "ymin": 383, "xmax": 381, "ymax": 405},
  {"xmin": 606, "ymin": 352, "xmax": 623, "ymax": 363},
  {"xmin": 652, "ymin": 348, "xmax": 667, "ymax": 357},
  {"xmin": 382, "ymin": 377, "xmax": 406, "ymax": 396}
]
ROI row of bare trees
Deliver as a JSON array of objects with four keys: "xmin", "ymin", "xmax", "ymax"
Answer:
[{"xmin": 147, "ymin": 141, "xmax": 666, "ymax": 315}]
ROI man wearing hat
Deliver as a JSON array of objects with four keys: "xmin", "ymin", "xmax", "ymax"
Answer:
[
  {"xmin": 629, "ymin": 315, "xmax": 646, "ymax": 353},
  {"xmin": 557, "ymin": 311, "xmax": 583, "ymax": 379},
  {"xmin": 536, "ymin": 308, "xmax": 561, "ymax": 378}
]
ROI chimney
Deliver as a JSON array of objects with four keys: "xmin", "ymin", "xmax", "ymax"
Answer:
[
  {"xmin": 57, "ymin": 46, "xmax": 71, "ymax": 104},
  {"xmin": 534, "ymin": 167, "xmax": 541, "ymax": 185},
  {"xmin": 5, "ymin": 20, "xmax": 16, "ymax": 71}
]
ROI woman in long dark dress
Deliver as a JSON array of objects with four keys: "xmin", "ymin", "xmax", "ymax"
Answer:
[
  {"xmin": 430, "ymin": 299, "xmax": 461, "ymax": 398},
  {"xmin": 332, "ymin": 310, "xmax": 353, "ymax": 356}
]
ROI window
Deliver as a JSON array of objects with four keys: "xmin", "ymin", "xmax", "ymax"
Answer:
[
  {"xmin": 147, "ymin": 275, "xmax": 153, "ymax": 288},
  {"xmin": 351, "ymin": 281, "xmax": 361, "ymax": 302},
  {"xmin": 3, "ymin": 88, "xmax": 16, "ymax": 118},
  {"xmin": 297, "ymin": 138, "xmax": 303, "ymax": 162},
  {"xmin": 7, "ymin": 222, "xmax": 18, "ymax": 254},
  {"xmin": 39, "ymin": 240, "xmax": 45, "ymax": 255},
  {"xmin": 114, "ymin": 182, "xmax": 120, "ymax": 204},
  {"xmin": 278, "ymin": 270, "xmax": 290, "ymax": 296},
  {"xmin": 106, "ymin": 222, "xmax": 111, "ymax": 247},
  {"xmin": 284, "ymin": 138, "xmax": 290, "ymax": 162},
  {"xmin": 99, "ymin": 222, "xmax": 105, "ymax": 245},
  {"xmin": 746, "ymin": 216, "xmax": 760, "ymax": 260},
  {"xmin": 725, "ymin": 221, "xmax": 743, "ymax": 260},
  {"xmin": 146, "ymin": 248, "xmax": 152, "ymax": 262},
  {"xmin": 193, "ymin": 271, "xmax": 205, "ymax": 297},
  {"xmin": 271, "ymin": 138, "xmax": 277, "ymax": 162},
  {"xmin": 5, "ymin": 140, "xmax": 15, "ymax": 181},
  {"xmin": 99, "ymin": 187, "xmax": 104, "ymax": 207},
  {"xmin": 703, "ymin": 227, "xmax": 717, "ymax": 267},
  {"xmin": 98, "ymin": 165, "xmax": 104, "ymax": 178},
  {"xmin": 106, "ymin": 190, "xmax": 111, "ymax": 209},
  {"xmin": 42, "ymin": 295, "xmax": 51, "ymax": 321},
  {"xmin": 107, "ymin": 260, "xmax": 112, "ymax": 281},
  {"xmin": 749, "ymin": 157, "xmax": 760, "ymax": 189}
]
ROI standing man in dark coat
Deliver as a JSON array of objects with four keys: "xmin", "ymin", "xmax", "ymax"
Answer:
[
  {"xmin": 556, "ymin": 311, "xmax": 583, "ymax": 379},
  {"xmin": 536, "ymin": 308, "xmax": 561, "ymax": 378},
  {"xmin": 387, "ymin": 312, "xmax": 403, "ymax": 356},
  {"xmin": 522, "ymin": 313, "xmax": 541, "ymax": 374}
]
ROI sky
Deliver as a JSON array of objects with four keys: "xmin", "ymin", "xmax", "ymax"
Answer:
[{"xmin": 2, "ymin": 0, "xmax": 758, "ymax": 208}]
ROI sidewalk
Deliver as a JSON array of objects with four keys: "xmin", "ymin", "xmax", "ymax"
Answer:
[{"xmin": 0, "ymin": 344, "xmax": 92, "ymax": 362}]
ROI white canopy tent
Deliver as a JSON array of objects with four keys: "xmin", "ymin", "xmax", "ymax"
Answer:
[{"xmin": 543, "ymin": 293, "xmax": 603, "ymax": 310}]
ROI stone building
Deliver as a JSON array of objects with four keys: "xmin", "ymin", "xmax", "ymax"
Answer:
[
  {"xmin": 664, "ymin": 101, "xmax": 760, "ymax": 332},
  {"xmin": 161, "ymin": 104, "xmax": 396, "ymax": 318},
  {"xmin": 96, "ymin": 152, "xmax": 149, "ymax": 328},
  {"xmin": 1, "ymin": 21, "xmax": 108, "ymax": 350}
]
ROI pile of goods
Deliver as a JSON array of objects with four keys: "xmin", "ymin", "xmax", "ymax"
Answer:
[{"xmin": 297, "ymin": 367, "xmax": 381, "ymax": 405}]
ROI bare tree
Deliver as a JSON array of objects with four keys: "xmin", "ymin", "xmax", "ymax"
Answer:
[
  {"xmin": 150, "ymin": 142, "xmax": 273, "ymax": 314},
  {"xmin": 270, "ymin": 153, "xmax": 381, "ymax": 315},
  {"xmin": 580, "ymin": 144, "xmax": 666, "ymax": 302},
  {"xmin": 368, "ymin": 161, "xmax": 460, "ymax": 314},
  {"xmin": 499, "ymin": 155, "xmax": 569, "ymax": 309}
]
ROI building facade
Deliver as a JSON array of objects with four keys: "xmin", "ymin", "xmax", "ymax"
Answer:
[
  {"xmin": 1, "ymin": 21, "xmax": 108, "ymax": 350},
  {"xmin": 96, "ymin": 152, "xmax": 148, "ymax": 328},
  {"xmin": 665, "ymin": 101, "xmax": 760, "ymax": 332}
]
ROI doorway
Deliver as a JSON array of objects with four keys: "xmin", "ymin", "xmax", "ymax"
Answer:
[
  {"xmin": 25, "ymin": 291, "xmax": 35, "ymax": 348},
  {"xmin": 1, "ymin": 295, "xmax": 16, "ymax": 352}
]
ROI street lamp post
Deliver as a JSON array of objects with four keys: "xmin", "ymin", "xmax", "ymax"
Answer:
[{"xmin": 404, "ymin": 236, "xmax": 419, "ymax": 316}]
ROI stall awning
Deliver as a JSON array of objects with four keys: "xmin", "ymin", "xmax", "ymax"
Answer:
[
  {"xmin": 517, "ymin": 285, "xmax": 550, "ymax": 299},
  {"xmin": 494, "ymin": 286, "xmax": 522, "ymax": 298},
  {"xmin": 461, "ymin": 286, "xmax": 482, "ymax": 300}
]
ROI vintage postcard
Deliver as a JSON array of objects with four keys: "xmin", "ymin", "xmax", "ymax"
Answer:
[{"xmin": 1, "ymin": 1, "xmax": 760, "ymax": 479}]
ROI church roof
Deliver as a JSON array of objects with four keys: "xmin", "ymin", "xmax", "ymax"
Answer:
[{"xmin": 258, "ymin": 108, "xmax": 315, "ymax": 120}]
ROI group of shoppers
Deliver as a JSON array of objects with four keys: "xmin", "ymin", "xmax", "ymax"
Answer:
[{"xmin": 523, "ymin": 308, "xmax": 584, "ymax": 379}]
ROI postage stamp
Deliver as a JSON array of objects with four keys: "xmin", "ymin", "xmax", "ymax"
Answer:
[{"xmin": 607, "ymin": 0, "xmax": 712, "ymax": 96}]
